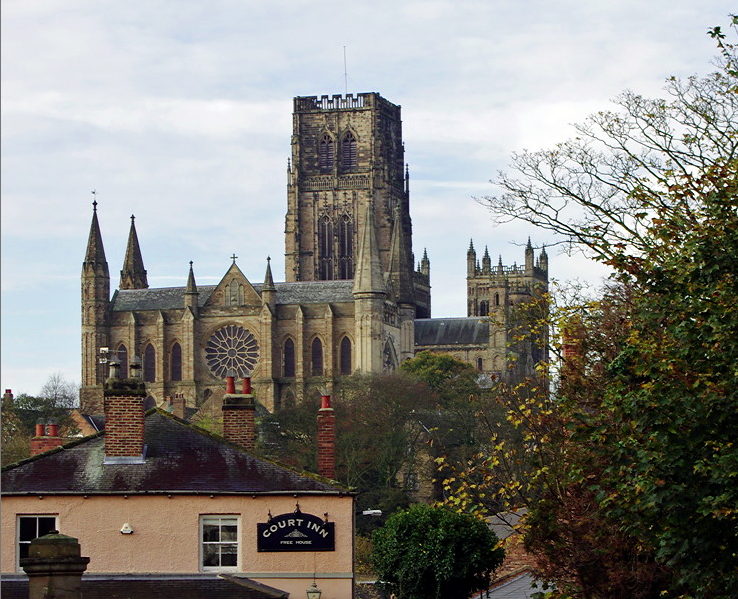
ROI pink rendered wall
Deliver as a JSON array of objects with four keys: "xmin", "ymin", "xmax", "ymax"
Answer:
[{"xmin": 1, "ymin": 494, "xmax": 354, "ymax": 599}]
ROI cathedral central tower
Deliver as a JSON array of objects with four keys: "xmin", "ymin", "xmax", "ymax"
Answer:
[{"xmin": 285, "ymin": 94, "xmax": 411, "ymax": 283}]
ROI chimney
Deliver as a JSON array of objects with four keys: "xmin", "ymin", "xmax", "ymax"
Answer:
[
  {"xmin": 31, "ymin": 418, "xmax": 64, "ymax": 457},
  {"xmin": 222, "ymin": 373, "xmax": 255, "ymax": 451},
  {"xmin": 317, "ymin": 391, "xmax": 336, "ymax": 480},
  {"xmin": 2, "ymin": 388, "xmax": 13, "ymax": 408},
  {"xmin": 20, "ymin": 531, "xmax": 90, "ymax": 599},
  {"xmin": 171, "ymin": 393, "xmax": 186, "ymax": 420},
  {"xmin": 103, "ymin": 357, "xmax": 147, "ymax": 463}
]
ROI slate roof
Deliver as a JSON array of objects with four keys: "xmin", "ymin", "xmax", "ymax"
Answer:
[
  {"xmin": 1, "ymin": 409, "xmax": 345, "ymax": 496},
  {"xmin": 414, "ymin": 317, "xmax": 489, "ymax": 346},
  {"xmin": 484, "ymin": 572, "xmax": 544, "ymax": 598},
  {"xmin": 111, "ymin": 286, "xmax": 217, "ymax": 311},
  {"xmin": 110, "ymin": 281, "xmax": 355, "ymax": 312},
  {"xmin": 268, "ymin": 280, "xmax": 354, "ymax": 304},
  {"xmin": 1, "ymin": 573, "xmax": 289, "ymax": 599}
]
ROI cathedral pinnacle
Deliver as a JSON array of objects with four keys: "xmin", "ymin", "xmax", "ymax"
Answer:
[
  {"xmin": 119, "ymin": 214, "xmax": 148, "ymax": 290},
  {"xmin": 387, "ymin": 207, "xmax": 414, "ymax": 304},
  {"xmin": 84, "ymin": 198, "xmax": 108, "ymax": 268},
  {"xmin": 353, "ymin": 201, "xmax": 386, "ymax": 296},
  {"xmin": 263, "ymin": 256, "xmax": 276, "ymax": 291},
  {"xmin": 185, "ymin": 261, "xmax": 198, "ymax": 294}
]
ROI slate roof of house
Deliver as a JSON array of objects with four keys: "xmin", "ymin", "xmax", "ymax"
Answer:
[
  {"xmin": 414, "ymin": 317, "xmax": 489, "ymax": 346},
  {"xmin": 484, "ymin": 572, "xmax": 544, "ymax": 598},
  {"xmin": 1, "ymin": 573, "xmax": 289, "ymax": 599},
  {"xmin": 110, "ymin": 281, "xmax": 355, "ymax": 311},
  {"xmin": 1, "ymin": 409, "xmax": 345, "ymax": 496}
]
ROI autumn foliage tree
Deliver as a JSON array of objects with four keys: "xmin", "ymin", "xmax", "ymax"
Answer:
[{"xmin": 444, "ymin": 19, "xmax": 738, "ymax": 599}]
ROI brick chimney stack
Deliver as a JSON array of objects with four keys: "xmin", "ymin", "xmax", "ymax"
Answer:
[
  {"xmin": 317, "ymin": 392, "xmax": 336, "ymax": 480},
  {"xmin": 2, "ymin": 388, "xmax": 13, "ymax": 408},
  {"xmin": 167, "ymin": 393, "xmax": 186, "ymax": 419},
  {"xmin": 20, "ymin": 531, "xmax": 90, "ymax": 599},
  {"xmin": 222, "ymin": 374, "xmax": 256, "ymax": 451},
  {"xmin": 30, "ymin": 418, "xmax": 64, "ymax": 456},
  {"xmin": 103, "ymin": 357, "xmax": 147, "ymax": 463}
]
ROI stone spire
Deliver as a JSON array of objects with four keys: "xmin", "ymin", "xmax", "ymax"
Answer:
[
  {"xmin": 525, "ymin": 237, "xmax": 534, "ymax": 270},
  {"xmin": 262, "ymin": 256, "xmax": 276, "ymax": 311},
  {"xmin": 263, "ymin": 256, "xmax": 276, "ymax": 290},
  {"xmin": 184, "ymin": 261, "xmax": 199, "ymax": 314},
  {"xmin": 185, "ymin": 261, "xmax": 197, "ymax": 294},
  {"xmin": 353, "ymin": 201, "xmax": 386, "ymax": 296},
  {"xmin": 482, "ymin": 246, "xmax": 491, "ymax": 274},
  {"xmin": 467, "ymin": 239, "xmax": 476, "ymax": 277},
  {"xmin": 119, "ymin": 215, "xmax": 148, "ymax": 290},
  {"xmin": 84, "ymin": 200, "xmax": 108, "ymax": 270},
  {"xmin": 420, "ymin": 248, "xmax": 430, "ymax": 278},
  {"xmin": 539, "ymin": 245, "xmax": 548, "ymax": 274},
  {"xmin": 387, "ymin": 207, "xmax": 414, "ymax": 304}
]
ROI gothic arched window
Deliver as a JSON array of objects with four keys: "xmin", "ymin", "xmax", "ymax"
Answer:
[
  {"xmin": 117, "ymin": 344, "xmax": 128, "ymax": 379},
  {"xmin": 319, "ymin": 134, "xmax": 334, "ymax": 172},
  {"xmin": 339, "ymin": 336, "xmax": 352, "ymax": 375},
  {"xmin": 479, "ymin": 301, "xmax": 489, "ymax": 316},
  {"xmin": 477, "ymin": 357, "xmax": 483, "ymax": 371},
  {"xmin": 311, "ymin": 337, "xmax": 324, "ymax": 377},
  {"xmin": 338, "ymin": 214, "xmax": 353, "ymax": 279},
  {"xmin": 170, "ymin": 342, "xmax": 182, "ymax": 381},
  {"xmin": 283, "ymin": 338, "xmax": 295, "ymax": 378},
  {"xmin": 494, "ymin": 293, "xmax": 500, "ymax": 307},
  {"xmin": 144, "ymin": 344, "xmax": 156, "ymax": 382},
  {"xmin": 342, "ymin": 132, "xmax": 357, "ymax": 169},
  {"xmin": 318, "ymin": 215, "xmax": 333, "ymax": 280}
]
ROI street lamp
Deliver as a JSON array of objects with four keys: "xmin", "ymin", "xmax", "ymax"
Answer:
[{"xmin": 306, "ymin": 581, "xmax": 322, "ymax": 599}]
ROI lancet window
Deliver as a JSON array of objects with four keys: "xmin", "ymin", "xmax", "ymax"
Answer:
[
  {"xmin": 311, "ymin": 337, "xmax": 324, "ymax": 377},
  {"xmin": 144, "ymin": 343, "xmax": 156, "ymax": 382},
  {"xmin": 339, "ymin": 336, "xmax": 352, "ymax": 375},
  {"xmin": 318, "ymin": 215, "xmax": 334, "ymax": 280},
  {"xmin": 319, "ymin": 134, "xmax": 334, "ymax": 172},
  {"xmin": 341, "ymin": 132, "xmax": 357, "ymax": 169},
  {"xmin": 170, "ymin": 342, "xmax": 182, "ymax": 381},
  {"xmin": 338, "ymin": 214, "xmax": 353, "ymax": 279},
  {"xmin": 283, "ymin": 338, "xmax": 295, "ymax": 378}
]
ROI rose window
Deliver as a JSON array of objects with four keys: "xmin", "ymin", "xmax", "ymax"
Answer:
[{"xmin": 205, "ymin": 325, "xmax": 259, "ymax": 379}]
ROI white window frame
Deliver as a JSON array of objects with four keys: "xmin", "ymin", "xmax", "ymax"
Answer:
[
  {"xmin": 200, "ymin": 515, "xmax": 240, "ymax": 572},
  {"xmin": 17, "ymin": 514, "xmax": 58, "ymax": 571}
]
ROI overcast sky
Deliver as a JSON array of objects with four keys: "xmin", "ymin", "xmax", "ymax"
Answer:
[{"xmin": 1, "ymin": 0, "xmax": 732, "ymax": 396}]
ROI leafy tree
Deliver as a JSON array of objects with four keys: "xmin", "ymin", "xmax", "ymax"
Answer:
[
  {"xmin": 258, "ymin": 375, "xmax": 437, "ymax": 534},
  {"xmin": 400, "ymin": 351, "xmax": 501, "ymax": 483},
  {"xmin": 1, "ymin": 373, "xmax": 79, "ymax": 466},
  {"xmin": 447, "ymin": 19, "xmax": 738, "ymax": 599},
  {"xmin": 372, "ymin": 503, "xmax": 503, "ymax": 599},
  {"xmin": 400, "ymin": 350, "xmax": 479, "ymax": 404}
]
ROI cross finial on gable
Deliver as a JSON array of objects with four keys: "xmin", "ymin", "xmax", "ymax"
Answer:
[
  {"xmin": 91, "ymin": 189, "xmax": 97, "ymax": 211},
  {"xmin": 231, "ymin": 254, "xmax": 238, "ymax": 264}
]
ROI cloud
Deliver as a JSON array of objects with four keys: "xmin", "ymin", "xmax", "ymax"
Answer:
[{"xmin": 1, "ymin": 0, "xmax": 732, "ymax": 394}]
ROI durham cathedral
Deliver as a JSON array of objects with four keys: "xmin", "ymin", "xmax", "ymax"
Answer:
[{"xmin": 80, "ymin": 93, "xmax": 548, "ymax": 415}]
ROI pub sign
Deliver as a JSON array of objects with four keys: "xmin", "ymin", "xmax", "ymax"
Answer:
[{"xmin": 257, "ymin": 509, "xmax": 335, "ymax": 552}]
